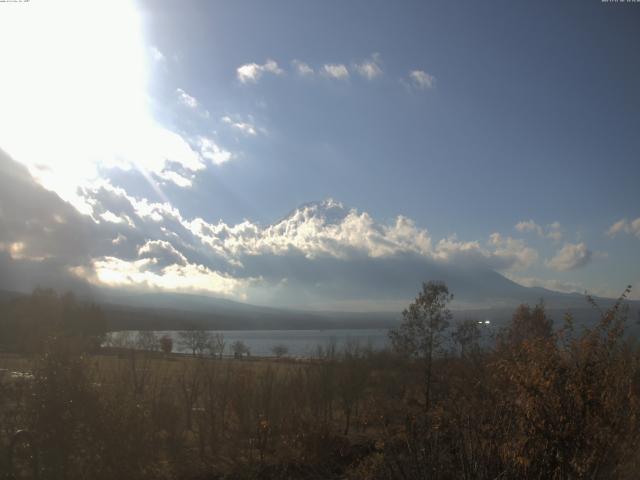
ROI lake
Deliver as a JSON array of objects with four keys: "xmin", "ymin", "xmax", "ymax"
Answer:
[
  {"xmin": 164, "ymin": 329, "xmax": 391, "ymax": 357},
  {"xmin": 112, "ymin": 329, "xmax": 392, "ymax": 357}
]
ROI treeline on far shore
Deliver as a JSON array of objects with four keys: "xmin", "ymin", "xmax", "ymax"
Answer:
[{"xmin": 0, "ymin": 284, "xmax": 639, "ymax": 479}]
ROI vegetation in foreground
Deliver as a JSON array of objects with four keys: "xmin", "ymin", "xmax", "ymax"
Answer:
[{"xmin": 0, "ymin": 284, "xmax": 639, "ymax": 479}]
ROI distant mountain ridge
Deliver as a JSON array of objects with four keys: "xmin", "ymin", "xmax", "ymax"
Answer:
[{"xmin": 2, "ymin": 281, "xmax": 637, "ymax": 333}]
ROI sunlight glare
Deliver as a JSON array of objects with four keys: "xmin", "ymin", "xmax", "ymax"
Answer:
[{"xmin": 0, "ymin": 0, "xmax": 182, "ymax": 213}]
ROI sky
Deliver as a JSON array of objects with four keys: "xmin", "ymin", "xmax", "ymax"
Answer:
[{"xmin": 0, "ymin": 0, "xmax": 639, "ymax": 309}]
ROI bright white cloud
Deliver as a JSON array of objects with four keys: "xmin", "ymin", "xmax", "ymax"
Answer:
[
  {"xmin": 322, "ymin": 64, "xmax": 350, "ymax": 80},
  {"xmin": 292, "ymin": 60, "xmax": 314, "ymax": 76},
  {"xmin": 198, "ymin": 137, "xmax": 233, "ymax": 165},
  {"xmin": 607, "ymin": 218, "xmax": 640, "ymax": 239},
  {"xmin": 546, "ymin": 242, "xmax": 592, "ymax": 271},
  {"xmin": 100, "ymin": 211, "xmax": 125, "ymax": 225},
  {"xmin": 112, "ymin": 234, "xmax": 127, "ymax": 246},
  {"xmin": 183, "ymin": 199, "xmax": 537, "ymax": 273},
  {"xmin": 236, "ymin": 59, "xmax": 284, "ymax": 83},
  {"xmin": 486, "ymin": 233, "xmax": 538, "ymax": 271},
  {"xmin": 221, "ymin": 116, "xmax": 259, "ymax": 136},
  {"xmin": 408, "ymin": 70, "xmax": 435, "ymax": 89},
  {"xmin": 186, "ymin": 199, "xmax": 434, "ymax": 260},
  {"xmin": 99, "ymin": 211, "xmax": 135, "ymax": 228},
  {"xmin": 138, "ymin": 239, "xmax": 188, "ymax": 266},
  {"xmin": 155, "ymin": 170, "xmax": 193, "ymax": 188},
  {"xmin": 176, "ymin": 88, "xmax": 198, "ymax": 109},
  {"xmin": 84, "ymin": 255, "xmax": 250, "ymax": 299},
  {"xmin": 354, "ymin": 54, "xmax": 383, "ymax": 80},
  {"xmin": 82, "ymin": 179, "xmax": 185, "ymax": 228}
]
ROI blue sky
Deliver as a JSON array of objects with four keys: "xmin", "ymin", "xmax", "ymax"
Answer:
[{"xmin": 0, "ymin": 0, "xmax": 638, "ymax": 307}]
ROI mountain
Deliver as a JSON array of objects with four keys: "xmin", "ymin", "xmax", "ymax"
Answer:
[
  {"xmin": 1, "ymin": 281, "xmax": 637, "ymax": 333},
  {"xmin": 0, "ymin": 152, "xmax": 634, "ymax": 328},
  {"xmin": 265, "ymin": 199, "xmax": 607, "ymax": 310},
  {"xmin": 274, "ymin": 198, "xmax": 350, "ymax": 226}
]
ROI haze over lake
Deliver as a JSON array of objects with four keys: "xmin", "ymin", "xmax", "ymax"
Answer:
[{"xmin": 114, "ymin": 329, "xmax": 390, "ymax": 357}]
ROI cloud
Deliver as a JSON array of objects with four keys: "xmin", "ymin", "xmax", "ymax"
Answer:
[
  {"xmin": 321, "ymin": 64, "xmax": 350, "ymax": 80},
  {"xmin": 138, "ymin": 239, "xmax": 188, "ymax": 267},
  {"xmin": 408, "ymin": 70, "xmax": 435, "ymax": 89},
  {"xmin": 515, "ymin": 219, "xmax": 563, "ymax": 241},
  {"xmin": 505, "ymin": 274, "xmax": 584, "ymax": 294},
  {"xmin": 515, "ymin": 220, "xmax": 543, "ymax": 236},
  {"xmin": 546, "ymin": 222, "xmax": 563, "ymax": 241},
  {"xmin": 176, "ymin": 88, "xmax": 210, "ymax": 118},
  {"xmin": 155, "ymin": 170, "xmax": 194, "ymax": 188},
  {"xmin": 292, "ymin": 60, "xmax": 314, "ymax": 76},
  {"xmin": 354, "ymin": 54, "xmax": 383, "ymax": 80},
  {"xmin": 106, "ymin": 124, "xmax": 210, "ymax": 189},
  {"xmin": 99, "ymin": 211, "xmax": 135, "ymax": 227},
  {"xmin": 197, "ymin": 137, "xmax": 233, "ymax": 165},
  {"xmin": 606, "ymin": 218, "xmax": 640, "ymax": 239},
  {"xmin": 79, "ymin": 186, "xmax": 541, "ymax": 287},
  {"xmin": 184, "ymin": 200, "xmax": 537, "ymax": 274},
  {"xmin": 0, "ymin": 151, "xmax": 96, "ymax": 264},
  {"xmin": 176, "ymin": 88, "xmax": 198, "ymax": 108},
  {"xmin": 0, "ymin": 158, "xmax": 250, "ymax": 299},
  {"xmin": 221, "ymin": 115, "xmax": 260, "ymax": 136},
  {"xmin": 84, "ymin": 255, "xmax": 250, "ymax": 299},
  {"xmin": 0, "ymin": 153, "xmax": 559, "ymax": 308},
  {"xmin": 430, "ymin": 233, "xmax": 538, "ymax": 272},
  {"xmin": 486, "ymin": 233, "xmax": 539, "ymax": 271},
  {"xmin": 186, "ymin": 199, "xmax": 434, "ymax": 261},
  {"xmin": 149, "ymin": 46, "xmax": 165, "ymax": 62},
  {"xmin": 236, "ymin": 59, "xmax": 284, "ymax": 84},
  {"xmin": 0, "ymin": 0, "xmax": 223, "ymax": 209},
  {"xmin": 546, "ymin": 242, "xmax": 592, "ymax": 271}
]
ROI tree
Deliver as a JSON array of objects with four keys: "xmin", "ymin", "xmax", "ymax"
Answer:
[
  {"xmin": 389, "ymin": 281, "xmax": 453, "ymax": 411},
  {"xmin": 271, "ymin": 344, "xmax": 289, "ymax": 358},
  {"xmin": 498, "ymin": 302, "xmax": 553, "ymax": 349},
  {"xmin": 0, "ymin": 289, "xmax": 107, "ymax": 353},
  {"xmin": 451, "ymin": 319, "xmax": 482, "ymax": 357},
  {"xmin": 206, "ymin": 332, "xmax": 226, "ymax": 359},
  {"xmin": 159, "ymin": 334, "xmax": 173, "ymax": 354},
  {"xmin": 136, "ymin": 331, "xmax": 158, "ymax": 352},
  {"xmin": 178, "ymin": 330, "xmax": 212, "ymax": 356},
  {"xmin": 231, "ymin": 340, "xmax": 250, "ymax": 359},
  {"xmin": 107, "ymin": 331, "xmax": 135, "ymax": 349}
]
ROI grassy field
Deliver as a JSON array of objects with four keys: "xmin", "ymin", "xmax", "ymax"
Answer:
[{"xmin": 2, "ymin": 291, "xmax": 640, "ymax": 479}]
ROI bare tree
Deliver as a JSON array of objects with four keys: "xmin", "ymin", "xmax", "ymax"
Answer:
[
  {"xmin": 159, "ymin": 334, "xmax": 173, "ymax": 354},
  {"xmin": 178, "ymin": 330, "xmax": 212, "ymax": 356},
  {"xmin": 136, "ymin": 330, "xmax": 158, "ymax": 352},
  {"xmin": 231, "ymin": 340, "xmax": 250, "ymax": 359},
  {"xmin": 206, "ymin": 332, "xmax": 226, "ymax": 359},
  {"xmin": 389, "ymin": 281, "xmax": 452, "ymax": 411},
  {"xmin": 271, "ymin": 344, "xmax": 288, "ymax": 358}
]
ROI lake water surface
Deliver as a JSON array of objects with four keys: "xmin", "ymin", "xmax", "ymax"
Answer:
[{"xmin": 124, "ymin": 329, "xmax": 391, "ymax": 357}]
